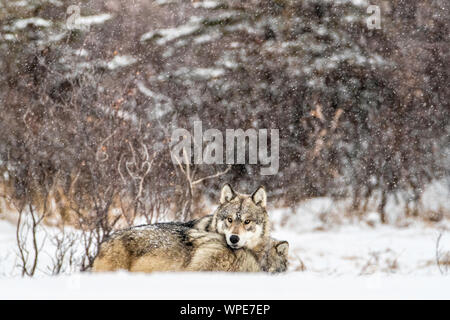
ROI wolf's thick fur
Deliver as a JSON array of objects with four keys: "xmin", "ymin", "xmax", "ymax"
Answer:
[{"xmin": 92, "ymin": 223, "xmax": 288, "ymax": 273}]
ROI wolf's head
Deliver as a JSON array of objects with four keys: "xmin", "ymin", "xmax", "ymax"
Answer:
[
  {"xmin": 213, "ymin": 184, "xmax": 269, "ymax": 249},
  {"xmin": 262, "ymin": 239, "xmax": 289, "ymax": 273}
]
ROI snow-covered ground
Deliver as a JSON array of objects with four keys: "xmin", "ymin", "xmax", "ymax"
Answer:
[
  {"xmin": 0, "ymin": 181, "xmax": 449, "ymax": 299},
  {"xmin": 275, "ymin": 222, "xmax": 448, "ymax": 276},
  {"xmin": 1, "ymin": 272, "xmax": 449, "ymax": 299}
]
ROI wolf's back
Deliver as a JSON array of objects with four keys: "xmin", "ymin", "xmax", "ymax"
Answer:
[
  {"xmin": 92, "ymin": 223, "xmax": 193, "ymax": 272},
  {"xmin": 184, "ymin": 215, "xmax": 214, "ymax": 231}
]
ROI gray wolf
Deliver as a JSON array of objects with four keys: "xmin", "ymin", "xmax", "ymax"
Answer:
[
  {"xmin": 92, "ymin": 184, "xmax": 288, "ymax": 273},
  {"xmin": 92, "ymin": 223, "xmax": 289, "ymax": 273}
]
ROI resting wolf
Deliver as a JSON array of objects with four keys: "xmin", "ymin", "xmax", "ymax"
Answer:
[
  {"xmin": 92, "ymin": 223, "xmax": 289, "ymax": 273},
  {"xmin": 93, "ymin": 184, "xmax": 287, "ymax": 273}
]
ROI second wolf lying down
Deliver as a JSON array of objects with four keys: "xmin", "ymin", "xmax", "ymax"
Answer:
[{"xmin": 92, "ymin": 223, "xmax": 289, "ymax": 273}]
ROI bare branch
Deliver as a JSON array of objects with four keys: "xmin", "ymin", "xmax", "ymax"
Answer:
[{"xmin": 192, "ymin": 165, "xmax": 231, "ymax": 185}]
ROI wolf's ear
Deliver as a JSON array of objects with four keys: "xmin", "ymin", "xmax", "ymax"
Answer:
[
  {"xmin": 251, "ymin": 186, "xmax": 266, "ymax": 208},
  {"xmin": 276, "ymin": 241, "xmax": 289, "ymax": 256},
  {"xmin": 220, "ymin": 184, "xmax": 236, "ymax": 204}
]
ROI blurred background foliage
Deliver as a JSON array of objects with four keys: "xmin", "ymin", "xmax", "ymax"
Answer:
[{"xmin": 0, "ymin": 0, "xmax": 448, "ymax": 226}]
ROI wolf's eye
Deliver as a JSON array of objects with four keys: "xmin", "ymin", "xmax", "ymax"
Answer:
[
  {"xmin": 244, "ymin": 219, "xmax": 251, "ymax": 224},
  {"xmin": 227, "ymin": 217, "xmax": 232, "ymax": 223}
]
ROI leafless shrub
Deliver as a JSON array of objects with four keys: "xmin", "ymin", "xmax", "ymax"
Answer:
[
  {"xmin": 15, "ymin": 204, "xmax": 47, "ymax": 277},
  {"xmin": 172, "ymin": 146, "xmax": 231, "ymax": 220},
  {"xmin": 47, "ymin": 227, "xmax": 79, "ymax": 275},
  {"xmin": 436, "ymin": 233, "xmax": 449, "ymax": 275}
]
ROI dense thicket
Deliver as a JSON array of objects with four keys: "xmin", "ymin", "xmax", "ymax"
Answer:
[{"xmin": 0, "ymin": 0, "xmax": 448, "ymax": 224}]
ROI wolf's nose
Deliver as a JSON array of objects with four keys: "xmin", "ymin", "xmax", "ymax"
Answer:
[{"xmin": 230, "ymin": 235, "xmax": 240, "ymax": 244}]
